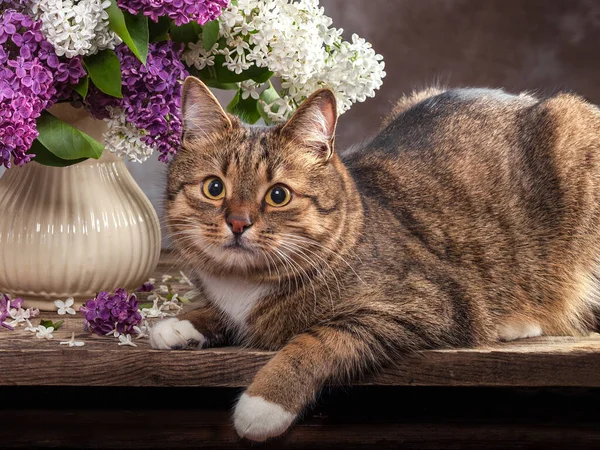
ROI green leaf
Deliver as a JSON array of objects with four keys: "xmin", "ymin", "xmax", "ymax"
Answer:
[
  {"xmin": 106, "ymin": 1, "xmax": 149, "ymax": 64},
  {"xmin": 226, "ymin": 90, "xmax": 241, "ymax": 111},
  {"xmin": 252, "ymin": 69, "xmax": 274, "ymax": 84},
  {"xmin": 187, "ymin": 66, "xmax": 238, "ymax": 90},
  {"xmin": 149, "ymin": 16, "xmax": 171, "ymax": 42},
  {"xmin": 40, "ymin": 319, "xmax": 64, "ymax": 330},
  {"xmin": 36, "ymin": 112, "xmax": 104, "ymax": 162},
  {"xmin": 227, "ymin": 90, "xmax": 261, "ymax": 124},
  {"xmin": 258, "ymin": 82, "xmax": 281, "ymax": 124},
  {"xmin": 139, "ymin": 302, "xmax": 154, "ymax": 309},
  {"xmin": 31, "ymin": 140, "xmax": 88, "ymax": 167},
  {"xmin": 170, "ymin": 21, "xmax": 201, "ymax": 43},
  {"xmin": 83, "ymin": 49, "xmax": 122, "ymax": 98},
  {"xmin": 203, "ymin": 78, "xmax": 239, "ymax": 90},
  {"xmin": 72, "ymin": 76, "xmax": 89, "ymax": 99},
  {"xmin": 202, "ymin": 20, "xmax": 220, "ymax": 51},
  {"xmin": 214, "ymin": 57, "xmax": 273, "ymax": 84}
]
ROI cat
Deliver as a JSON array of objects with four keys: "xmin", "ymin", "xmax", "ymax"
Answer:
[{"xmin": 150, "ymin": 77, "xmax": 600, "ymax": 441}]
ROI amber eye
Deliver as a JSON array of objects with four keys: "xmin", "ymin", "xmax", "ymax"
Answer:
[
  {"xmin": 265, "ymin": 185, "xmax": 292, "ymax": 207},
  {"xmin": 202, "ymin": 177, "xmax": 225, "ymax": 200}
]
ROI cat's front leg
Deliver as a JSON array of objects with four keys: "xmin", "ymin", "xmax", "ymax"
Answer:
[
  {"xmin": 150, "ymin": 304, "xmax": 227, "ymax": 350},
  {"xmin": 233, "ymin": 323, "xmax": 368, "ymax": 441},
  {"xmin": 233, "ymin": 300, "xmax": 453, "ymax": 442}
]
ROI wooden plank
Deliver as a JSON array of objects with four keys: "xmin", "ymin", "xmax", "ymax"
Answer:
[
  {"xmin": 1, "ymin": 321, "xmax": 600, "ymax": 387},
  {"xmin": 2, "ymin": 251, "xmax": 600, "ymax": 388},
  {"xmin": 4, "ymin": 409, "xmax": 600, "ymax": 449},
  {"xmin": 3, "ymin": 387, "xmax": 600, "ymax": 449}
]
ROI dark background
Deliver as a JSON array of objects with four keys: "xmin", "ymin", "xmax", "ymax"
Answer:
[{"xmin": 322, "ymin": 0, "xmax": 600, "ymax": 148}]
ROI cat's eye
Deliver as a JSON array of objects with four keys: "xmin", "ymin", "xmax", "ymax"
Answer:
[
  {"xmin": 202, "ymin": 177, "xmax": 225, "ymax": 200},
  {"xmin": 265, "ymin": 185, "xmax": 292, "ymax": 207}
]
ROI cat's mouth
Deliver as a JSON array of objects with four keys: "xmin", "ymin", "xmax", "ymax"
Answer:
[{"xmin": 222, "ymin": 237, "xmax": 254, "ymax": 252}]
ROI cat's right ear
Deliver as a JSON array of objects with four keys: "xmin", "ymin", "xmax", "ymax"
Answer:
[
  {"xmin": 181, "ymin": 77, "xmax": 232, "ymax": 141},
  {"xmin": 281, "ymin": 89, "xmax": 338, "ymax": 162}
]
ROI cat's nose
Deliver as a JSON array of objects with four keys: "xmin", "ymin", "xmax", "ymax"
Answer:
[{"xmin": 226, "ymin": 213, "xmax": 252, "ymax": 235}]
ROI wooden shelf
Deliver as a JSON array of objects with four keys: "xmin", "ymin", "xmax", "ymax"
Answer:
[{"xmin": 2, "ymin": 252, "xmax": 600, "ymax": 388}]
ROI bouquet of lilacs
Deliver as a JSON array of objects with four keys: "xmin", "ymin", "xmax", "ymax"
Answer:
[{"xmin": 0, "ymin": 0, "xmax": 385, "ymax": 169}]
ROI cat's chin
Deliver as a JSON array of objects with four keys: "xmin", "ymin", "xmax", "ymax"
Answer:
[
  {"xmin": 222, "ymin": 241, "xmax": 254, "ymax": 252},
  {"xmin": 199, "ymin": 242, "xmax": 265, "ymax": 275}
]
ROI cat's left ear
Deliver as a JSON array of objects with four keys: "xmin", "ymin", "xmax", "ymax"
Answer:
[
  {"xmin": 281, "ymin": 89, "xmax": 338, "ymax": 162},
  {"xmin": 181, "ymin": 76, "xmax": 232, "ymax": 142}
]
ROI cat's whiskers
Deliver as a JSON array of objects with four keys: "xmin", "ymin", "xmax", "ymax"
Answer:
[
  {"xmin": 281, "ymin": 234, "xmax": 366, "ymax": 285},
  {"xmin": 257, "ymin": 247, "xmax": 280, "ymax": 291},
  {"xmin": 271, "ymin": 246, "xmax": 316, "ymax": 311},
  {"xmin": 278, "ymin": 241, "xmax": 337, "ymax": 313},
  {"xmin": 279, "ymin": 242, "xmax": 333, "ymax": 312},
  {"xmin": 268, "ymin": 246, "xmax": 297, "ymax": 298}
]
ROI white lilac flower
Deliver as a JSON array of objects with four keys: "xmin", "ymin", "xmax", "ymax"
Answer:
[
  {"xmin": 29, "ymin": 0, "xmax": 121, "ymax": 58},
  {"xmin": 160, "ymin": 297, "xmax": 182, "ymax": 314},
  {"xmin": 60, "ymin": 332, "xmax": 85, "ymax": 347},
  {"xmin": 157, "ymin": 285, "xmax": 170, "ymax": 294},
  {"xmin": 7, "ymin": 304, "xmax": 38, "ymax": 328},
  {"xmin": 140, "ymin": 297, "xmax": 164, "ymax": 319},
  {"xmin": 183, "ymin": 41, "xmax": 217, "ymax": 70},
  {"xmin": 24, "ymin": 319, "xmax": 37, "ymax": 333},
  {"xmin": 183, "ymin": 0, "xmax": 386, "ymax": 121},
  {"xmin": 161, "ymin": 275, "xmax": 173, "ymax": 283},
  {"xmin": 35, "ymin": 325, "xmax": 54, "ymax": 339},
  {"xmin": 103, "ymin": 108, "xmax": 156, "ymax": 163},
  {"xmin": 133, "ymin": 321, "xmax": 149, "ymax": 339},
  {"xmin": 179, "ymin": 271, "xmax": 194, "ymax": 286},
  {"xmin": 240, "ymin": 81, "xmax": 261, "ymax": 100},
  {"xmin": 118, "ymin": 334, "xmax": 137, "ymax": 347},
  {"xmin": 54, "ymin": 298, "xmax": 76, "ymax": 315},
  {"xmin": 105, "ymin": 328, "xmax": 120, "ymax": 338},
  {"xmin": 180, "ymin": 290, "xmax": 197, "ymax": 303}
]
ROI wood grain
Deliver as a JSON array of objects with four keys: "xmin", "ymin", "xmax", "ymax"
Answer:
[
  {"xmin": 2, "ymin": 251, "xmax": 600, "ymax": 388},
  {"xmin": 3, "ymin": 387, "xmax": 600, "ymax": 449}
]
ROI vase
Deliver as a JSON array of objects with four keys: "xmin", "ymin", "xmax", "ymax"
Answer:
[{"xmin": 0, "ymin": 104, "xmax": 161, "ymax": 311}]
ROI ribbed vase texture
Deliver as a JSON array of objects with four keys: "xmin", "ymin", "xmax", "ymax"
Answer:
[{"xmin": 0, "ymin": 152, "xmax": 161, "ymax": 311}]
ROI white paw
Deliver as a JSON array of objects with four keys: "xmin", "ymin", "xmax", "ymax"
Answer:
[
  {"xmin": 233, "ymin": 393, "xmax": 296, "ymax": 442},
  {"xmin": 149, "ymin": 318, "xmax": 205, "ymax": 350}
]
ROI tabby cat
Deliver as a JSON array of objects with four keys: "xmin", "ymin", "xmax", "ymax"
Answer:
[{"xmin": 150, "ymin": 77, "xmax": 600, "ymax": 441}]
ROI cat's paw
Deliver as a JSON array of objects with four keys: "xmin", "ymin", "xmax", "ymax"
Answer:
[
  {"xmin": 149, "ymin": 318, "xmax": 205, "ymax": 350},
  {"xmin": 233, "ymin": 393, "xmax": 296, "ymax": 442}
]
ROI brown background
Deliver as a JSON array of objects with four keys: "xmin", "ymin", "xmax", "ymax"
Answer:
[{"xmin": 322, "ymin": 0, "xmax": 600, "ymax": 149}]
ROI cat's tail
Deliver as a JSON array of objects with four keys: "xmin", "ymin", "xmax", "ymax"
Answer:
[{"xmin": 381, "ymin": 87, "xmax": 447, "ymax": 129}]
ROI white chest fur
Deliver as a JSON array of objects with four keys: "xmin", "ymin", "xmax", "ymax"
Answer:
[{"xmin": 198, "ymin": 272, "xmax": 271, "ymax": 328}]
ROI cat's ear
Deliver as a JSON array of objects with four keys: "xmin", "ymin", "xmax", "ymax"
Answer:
[
  {"xmin": 281, "ymin": 89, "xmax": 338, "ymax": 161},
  {"xmin": 181, "ymin": 77, "xmax": 232, "ymax": 141}
]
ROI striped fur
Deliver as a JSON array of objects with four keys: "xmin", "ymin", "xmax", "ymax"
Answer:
[{"xmin": 157, "ymin": 78, "xmax": 600, "ymax": 441}]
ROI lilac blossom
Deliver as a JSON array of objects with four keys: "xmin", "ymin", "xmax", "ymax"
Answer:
[
  {"xmin": 118, "ymin": 0, "xmax": 229, "ymax": 26},
  {"xmin": 0, "ymin": 9, "xmax": 85, "ymax": 168},
  {"xmin": 80, "ymin": 289, "xmax": 142, "ymax": 336},
  {"xmin": 87, "ymin": 40, "xmax": 189, "ymax": 162},
  {"xmin": 1, "ymin": 293, "xmax": 19, "ymax": 330},
  {"xmin": 137, "ymin": 281, "xmax": 155, "ymax": 292}
]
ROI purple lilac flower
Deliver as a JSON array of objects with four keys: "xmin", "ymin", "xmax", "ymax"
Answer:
[
  {"xmin": 87, "ymin": 40, "xmax": 189, "ymax": 162},
  {"xmin": 118, "ymin": 0, "xmax": 229, "ymax": 26},
  {"xmin": 0, "ymin": 9, "xmax": 85, "ymax": 168},
  {"xmin": 137, "ymin": 282, "xmax": 154, "ymax": 292},
  {"xmin": 0, "ymin": 293, "xmax": 23, "ymax": 330},
  {"xmin": 80, "ymin": 289, "xmax": 142, "ymax": 336}
]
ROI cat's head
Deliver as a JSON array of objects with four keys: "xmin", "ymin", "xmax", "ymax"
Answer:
[{"xmin": 166, "ymin": 77, "xmax": 355, "ymax": 279}]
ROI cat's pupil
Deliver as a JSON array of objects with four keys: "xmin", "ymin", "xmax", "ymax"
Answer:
[
  {"xmin": 270, "ymin": 187, "xmax": 287, "ymax": 204},
  {"xmin": 208, "ymin": 180, "xmax": 223, "ymax": 197}
]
